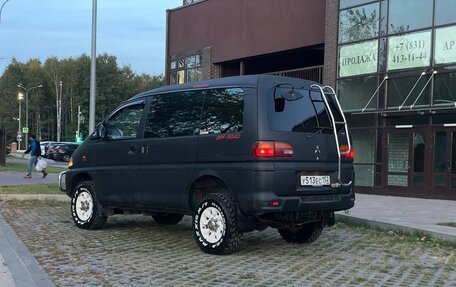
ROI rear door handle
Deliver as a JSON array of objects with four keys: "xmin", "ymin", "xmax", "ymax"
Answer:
[{"xmin": 128, "ymin": 145, "xmax": 136, "ymax": 155}]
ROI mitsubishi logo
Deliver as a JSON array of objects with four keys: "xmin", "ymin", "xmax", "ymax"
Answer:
[{"xmin": 314, "ymin": 145, "xmax": 321, "ymax": 160}]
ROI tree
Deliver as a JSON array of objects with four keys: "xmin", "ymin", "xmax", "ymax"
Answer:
[{"xmin": 0, "ymin": 54, "xmax": 165, "ymax": 145}]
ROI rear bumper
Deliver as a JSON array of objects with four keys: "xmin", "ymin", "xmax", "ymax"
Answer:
[{"xmin": 249, "ymin": 188, "xmax": 355, "ymax": 215}]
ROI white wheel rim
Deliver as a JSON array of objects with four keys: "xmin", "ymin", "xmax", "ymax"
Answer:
[
  {"xmin": 199, "ymin": 206, "xmax": 225, "ymax": 244},
  {"xmin": 75, "ymin": 190, "xmax": 94, "ymax": 222}
]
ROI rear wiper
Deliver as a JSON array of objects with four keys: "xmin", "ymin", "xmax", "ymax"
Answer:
[{"xmin": 307, "ymin": 127, "xmax": 331, "ymax": 139}]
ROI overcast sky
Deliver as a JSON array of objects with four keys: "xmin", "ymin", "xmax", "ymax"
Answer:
[{"xmin": 0, "ymin": 0, "xmax": 182, "ymax": 75}]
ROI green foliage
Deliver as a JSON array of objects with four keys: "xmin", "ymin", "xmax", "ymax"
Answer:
[
  {"xmin": 0, "ymin": 184, "xmax": 61, "ymax": 195},
  {"xmin": 0, "ymin": 162, "xmax": 66, "ymax": 173},
  {"xmin": 0, "ymin": 54, "xmax": 164, "ymax": 144}
]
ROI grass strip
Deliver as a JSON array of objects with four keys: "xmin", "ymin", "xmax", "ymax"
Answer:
[
  {"xmin": 0, "ymin": 184, "xmax": 62, "ymax": 195},
  {"xmin": 437, "ymin": 222, "xmax": 456, "ymax": 228},
  {"xmin": 0, "ymin": 162, "xmax": 66, "ymax": 174}
]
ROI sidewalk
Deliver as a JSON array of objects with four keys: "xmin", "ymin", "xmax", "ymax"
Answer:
[
  {"xmin": 0, "ymin": 192, "xmax": 455, "ymax": 286},
  {"xmin": 336, "ymin": 193, "xmax": 456, "ymax": 243}
]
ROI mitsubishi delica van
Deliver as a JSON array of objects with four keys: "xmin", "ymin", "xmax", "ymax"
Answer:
[{"xmin": 60, "ymin": 75, "xmax": 355, "ymax": 255}]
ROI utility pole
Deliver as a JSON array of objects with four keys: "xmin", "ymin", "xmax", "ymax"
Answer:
[
  {"xmin": 89, "ymin": 0, "xmax": 97, "ymax": 134},
  {"xmin": 76, "ymin": 105, "xmax": 82, "ymax": 142},
  {"xmin": 57, "ymin": 81, "xmax": 62, "ymax": 142}
]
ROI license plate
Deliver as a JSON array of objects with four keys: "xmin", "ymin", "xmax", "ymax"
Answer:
[{"xmin": 300, "ymin": 175, "xmax": 330, "ymax": 186}]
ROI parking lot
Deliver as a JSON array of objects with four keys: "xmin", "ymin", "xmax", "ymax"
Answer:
[{"xmin": 0, "ymin": 200, "xmax": 455, "ymax": 286}]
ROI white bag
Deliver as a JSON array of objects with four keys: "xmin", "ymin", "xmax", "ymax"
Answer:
[{"xmin": 35, "ymin": 157, "xmax": 48, "ymax": 172}]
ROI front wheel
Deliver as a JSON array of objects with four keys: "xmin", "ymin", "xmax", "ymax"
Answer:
[
  {"xmin": 71, "ymin": 181, "xmax": 107, "ymax": 229},
  {"xmin": 278, "ymin": 222, "xmax": 322, "ymax": 244},
  {"xmin": 193, "ymin": 193, "xmax": 242, "ymax": 255}
]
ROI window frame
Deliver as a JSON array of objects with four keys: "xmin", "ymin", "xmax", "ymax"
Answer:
[{"xmin": 104, "ymin": 100, "xmax": 146, "ymax": 141}]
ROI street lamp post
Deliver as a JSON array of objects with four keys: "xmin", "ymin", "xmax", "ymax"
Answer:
[
  {"xmin": 89, "ymin": 0, "xmax": 97, "ymax": 134},
  {"xmin": 0, "ymin": 0, "xmax": 10, "ymax": 24},
  {"xmin": 17, "ymin": 92, "xmax": 23, "ymax": 150},
  {"xmin": 17, "ymin": 83, "xmax": 43, "ymax": 148}
]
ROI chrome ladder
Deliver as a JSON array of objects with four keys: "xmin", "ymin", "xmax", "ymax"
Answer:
[{"xmin": 310, "ymin": 84, "xmax": 352, "ymax": 187}]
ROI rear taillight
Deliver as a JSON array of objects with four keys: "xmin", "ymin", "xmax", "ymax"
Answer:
[
  {"xmin": 340, "ymin": 145, "xmax": 355, "ymax": 159},
  {"xmin": 253, "ymin": 141, "xmax": 294, "ymax": 158},
  {"xmin": 58, "ymin": 148, "xmax": 64, "ymax": 153}
]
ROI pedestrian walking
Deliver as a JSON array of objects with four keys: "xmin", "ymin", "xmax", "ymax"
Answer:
[{"xmin": 23, "ymin": 134, "xmax": 48, "ymax": 178}]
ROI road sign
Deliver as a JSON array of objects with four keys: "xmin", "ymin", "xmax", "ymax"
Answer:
[{"xmin": 22, "ymin": 127, "xmax": 29, "ymax": 133}]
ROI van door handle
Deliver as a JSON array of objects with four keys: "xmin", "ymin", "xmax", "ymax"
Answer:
[
  {"xmin": 141, "ymin": 145, "xmax": 150, "ymax": 154},
  {"xmin": 128, "ymin": 145, "xmax": 136, "ymax": 155}
]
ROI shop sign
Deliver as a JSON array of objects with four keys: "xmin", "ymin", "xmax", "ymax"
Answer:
[
  {"xmin": 434, "ymin": 25, "xmax": 456, "ymax": 65},
  {"xmin": 387, "ymin": 31, "xmax": 431, "ymax": 71},
  {"xmin": 339, "ymin": 40, "xmax": 378, "ymax": 78}
]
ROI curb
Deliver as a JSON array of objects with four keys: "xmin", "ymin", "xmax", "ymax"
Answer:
[
  {"xmin": 0, "ymin": 194, "xmax": 69, "ymax": 202},
  {"xmin": 336, "ymin": 213, "xmax": 456, "ymax": 244},
  {"xmin": 0, "ymin": 212, "xmax": 56, "ymax": 287}
]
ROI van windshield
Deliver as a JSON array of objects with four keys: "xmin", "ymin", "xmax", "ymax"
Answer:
[{"xmin": 268, "ymin": 87, "xmax": 344, "ymax": 133}]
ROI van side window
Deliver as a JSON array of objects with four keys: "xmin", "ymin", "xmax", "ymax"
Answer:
[
  {"xmin": 199, "ymin": 88, "xmax": 244, "ymax": 135},
  {"xmin": 144, "ymin": 92, "xmax": 204, "ymax": 138},
  {"xmin": 106, "ymin": 103, "xmax": 145, "ymax": 140}
]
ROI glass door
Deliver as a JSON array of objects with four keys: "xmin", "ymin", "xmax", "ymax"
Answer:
[
  {"xmin": 432, "ymin": 130, "xmax": 456, "ymax": 199},
  {"xmin": 386, "ymin": 131, "xmax": 411, "ymax": 194},
  {"xmin": 385, "ymin": 129, "xmax": 429, "ymax": 196}
]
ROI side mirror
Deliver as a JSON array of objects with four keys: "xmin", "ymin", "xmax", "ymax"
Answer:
[{"xmin": 90, "ymin": 123, "xmax": 106, "ymax": 141}]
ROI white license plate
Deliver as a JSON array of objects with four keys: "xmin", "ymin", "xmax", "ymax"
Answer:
[{"xmin": 300, "ymin": 175, "xmax": 330, "ymax": 186}]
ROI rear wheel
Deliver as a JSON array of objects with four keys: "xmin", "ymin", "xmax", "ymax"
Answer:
[
  {"xmin": 71, "ymin": 181, "xmax": 107, "ymax": 229},
  {"xmin": 278, "ymin": 222, "xmax": 322, "ymax": 244},
  {"xmin": 152, "ymin": 213, "xmax": 184, "ymax": 225},
  {"xmin": 193, "ymin": 193, "xmax": 242, "ymax": 255}
]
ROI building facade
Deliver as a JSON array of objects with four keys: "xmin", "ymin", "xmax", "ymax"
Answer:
[{"xmin": 166, "ymin": 0, "xmax": 456, "ymax": 200}]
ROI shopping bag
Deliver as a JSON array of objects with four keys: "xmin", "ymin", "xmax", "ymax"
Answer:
[{"xmin": 35, "ymin": 157, "xmax": 48, "ymax": 172}]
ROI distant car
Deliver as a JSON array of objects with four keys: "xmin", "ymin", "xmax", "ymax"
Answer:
[
  {"xmin": 51, "ymin": 143, "xmax": 80, "ymax": 162},
  {"xmin": 40, "ymin": 141, "xmax": 57, "ymax": 156},
  {"xmin": 45, "ymin": 142, "xmax": 63, "ymax": 158}
]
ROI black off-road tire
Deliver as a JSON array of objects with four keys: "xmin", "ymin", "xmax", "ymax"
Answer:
[
  {"xmin": 71, "ymin": 181, "xmax": 107, "ymax": 230},
  {"xmin": 193, "ymin": 192, "xmax": 242, "ymax": 255},
  {"xmin": 278, "ymin": 222, "xmax": 323, "ymax": 244},
  {"xmin": 152, "ymin": 213, "xmax": 184, "ymax": 225}
]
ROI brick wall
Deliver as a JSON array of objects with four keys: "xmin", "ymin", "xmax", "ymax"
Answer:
[
  {"xmin": 201, "ymin": 47, "xmax": 222, "ymax": 80},
  {"xmin": 323, "ymin": 0, "xmax": 339, "ymax": 87}
]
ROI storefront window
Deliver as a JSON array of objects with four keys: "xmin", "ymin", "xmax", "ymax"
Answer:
[
  {"xmin": 338, "ymin": 76, "xmax": 378, "ymax": 111},
  {"xmin": 340, "ymin": 0, "xmax": 375, "ymax": 9},
  {"xmin": 339, "ymin": 2, "xmax": 380, "ymax": 43},
  {"xmin": 435, "ymin": 0, "xmax": 456, "ymax": 26},
  {"xmin": 387, "ymin": 30, "xmax": 432, "ymax": 71},
  {"xmin": 339, "ymin": 40, "xmax": 378, "ymax": 77},
  {"xmin": 387, "ymin": 76, "xmax": 431, "ymax": 108},
  {"xmin": 351, "ymin": 129, "xmax": 375, "ymax": 186},
  {"xmin": 433, "ymin": 72, "xmax": 456, "ymax": 106},
  {"xmin": 434, "ymin": 25, "xmax": 456, "ymax": 65},
  {"xmin": 388, "ymin": 0, "xmax": 433, "ymax": 34}
]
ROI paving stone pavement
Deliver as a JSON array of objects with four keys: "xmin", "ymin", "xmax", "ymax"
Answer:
[{"xmin": 0, "ymin": 201, "xmax": 455, "ymax": 286}]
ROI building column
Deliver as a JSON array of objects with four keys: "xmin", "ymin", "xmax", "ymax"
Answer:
[{"xmin": 240, "ymin": 61, "xmax": 245, "ymax": 75}]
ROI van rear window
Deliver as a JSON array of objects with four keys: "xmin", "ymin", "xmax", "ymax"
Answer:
[{"xmin": 268, "ymin": 87, "xmax": 343, "ymax": 133}]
